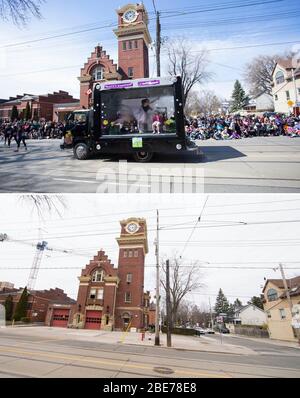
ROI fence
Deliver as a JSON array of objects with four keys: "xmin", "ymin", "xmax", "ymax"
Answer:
[{"xmin": 234, "ymin": 325, "xmax": 269, "ymax": 338}]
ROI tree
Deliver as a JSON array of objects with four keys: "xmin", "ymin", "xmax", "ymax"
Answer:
[
  {"xmin": 160, "ymin": 254, "xmax": 204, "ymax": 328},
  {"xmin": 166, "ymin": 38, "xmax": 211, "ymax": 108},
  {"xmin": 11, "ymin": 105, "xmax": 19, "ymax": 121},
  {"xmin": 19, "ymin": 195, "xmax": 66, "ymax": 219},
  {"xmin": 24, "ymin": 101, "xmax": 31, "ymax": 121},
  {"xmin": 230, "ymin": 80, "xmax": 249, "ymax": 112},
  {"xmin": 214, "ymin": 289, "xmax": 230, "ymax": 316},
  {"xmin": 244, "ymin": 55, "xmax": 277, "ymax": 97},
  {"xmin": 4, "ymin": 295, "xmax": 13, "ymax": 321},
  {"xmin": 248, "ymin": 296, "xmax": 264, "ymax": 310},
  {"xmin": 184, "ymin": 91, "xmax": 202, "ymax": 117},
  {"xmin": 233, "ymin": 298, "xmax": 243, "ymax": 310},
  {"xmin": 198, "ymin": 90, "xmax": 222, "ymax": 116},
  {"xmin": 13, "ymin": 287, "xmax": 29, "ymax": 321},
  {"xmin": 0, "ymin": 0, "xmax": 44, "ymax": 25}
]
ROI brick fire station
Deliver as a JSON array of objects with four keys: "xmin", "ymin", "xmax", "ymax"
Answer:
[
  {"xmin": 0, "ymin": 3, "xmax": 152, "ymax": 121},
  {"xmin": 46, "ymin": 217, "xmax": 151, "ymax": 332},
  {"xmin": 79, "ymin": 2, "xmax": 151, "ymax": 109}
]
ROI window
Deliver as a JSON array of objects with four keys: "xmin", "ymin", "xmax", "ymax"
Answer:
[
  {"xmin": 275, "ymin": 70, "xmax": 285, "ymax": 85},
  {"xmin": 286, "ymin": 91, "xmax": 290, "ymax": 100},
  {"xmin": 100, "ymin": 85, "xmax": 176, "ymax": 136},
  {"xmin": 128, "ymin": 41, "xmax": 133, "ymax": 50},
  {"xmin": 279, "ymin": 308, "xmax": 286, "ymax": 320},
  {"xmin": 134, "ymin": 40, "xmax": 138, "ymax": 49},
  {"xmin": 129, "ymin": 250, "xmax": 133, "ymax": 258},
  {"xmin": 122, "ymin": 41, "xmax": 127, "ymax": 51},
  {"xmin": 124, "ymin": 250, "xmax": 128, "ymax": 258},
  {"xmin": 97, "ymin": 289, "xmax": 104, "ymax": 300},
  {"xmin": 267, "ymin": 288, "xmax": 278, "ymax": 302},
  {"xmin": 298, "ymin": 88, "xmax": 300, "ymax": 95},
  {"xmin": 92, "ymin": 65, "xmax": 104, "ymax": 81},
  {"xmin": 267, "ymin": 311, "xmax": 271, "ymax": 319},
  {"xmin": 275, "ymin": 94, "xmax": 278, "ymax": 101},
  {"xmin": 92, "ymin": 269, "xmax": 105, "ymax": 282},
  {"xmin": 127, "ymin": 274, "xmax": 132, "ymax": 283},
  {"xmin": 134, "ymin": 250, "xmax": 138, "ymax": 258},
  {"xmin": 128, "ymin": 67, "xmax": 134, "ymax": 78},
  {"xmin": 89, "ymin": 289, "xmax": 96, "ymax": 299},
  {"xmin": 125, "ymin": 292, "xmax": 132, "ymax": 303}
]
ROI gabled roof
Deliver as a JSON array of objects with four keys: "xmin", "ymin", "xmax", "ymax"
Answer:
[
  {"xmin": 234, "ymin": 304, "xmax": 265, "ymax": 315},
  {"xmin": 262, "ymin": 276, "xmax": 300, "ymax": 295}
]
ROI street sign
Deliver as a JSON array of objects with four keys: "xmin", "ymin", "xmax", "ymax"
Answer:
[{"xmin": 216, "ymin": 316, "xmax": 223, "ymax": 324}]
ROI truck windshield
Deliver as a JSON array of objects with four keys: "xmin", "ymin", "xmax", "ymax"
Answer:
[{"xmin": 100, "ymin": 85, "xmax": 176, "ymax": 136}]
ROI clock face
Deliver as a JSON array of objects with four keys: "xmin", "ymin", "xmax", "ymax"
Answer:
[
  {"xmin": 126, "ymin": 222, "xmax": 139, "ymax": 234},
  {"xmin": 123, "ymin": 9, "xmax": 138, "ymax": 23}
]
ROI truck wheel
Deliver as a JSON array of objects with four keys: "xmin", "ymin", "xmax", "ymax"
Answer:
[
  {"xmin": 133, "ymin": 151, "xmax": 153, "ymax": 163},
  {"xmin": 74, "ymin": 143, "xmax": 89, "ymax": 160}
]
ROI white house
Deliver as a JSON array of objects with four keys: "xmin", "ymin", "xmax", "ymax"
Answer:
[
  {"xmin": 233, "ymin": 305, "xmax": 267, "ymax": 326},
  {"xmin": 242, "ymin": 93, "xmax": 274, "ymax": 115},
  {"xmin": 272, "ymin": 58, "xmax": 300, "ymax": 115}
]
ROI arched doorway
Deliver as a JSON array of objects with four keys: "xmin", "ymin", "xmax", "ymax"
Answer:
[{"xmin": 122, "ymin": 312, "xmax": 131, "ymax": 331}]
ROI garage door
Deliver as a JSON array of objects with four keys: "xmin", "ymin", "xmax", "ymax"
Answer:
[
  {"xmin": 85, "ymin": 310, "xmax": 102, "ymax": 330},
  {"xmin": 52, "ymin": 309, "xmax": 69, "ymax": 328}
]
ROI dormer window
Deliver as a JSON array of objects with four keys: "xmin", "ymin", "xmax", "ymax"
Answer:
[
  {"xmin": 267, "ymin": 288, "xmax": 278, "ymax": 302},
  {"xmin": 275, "ymin": 70, "xmax": 285, "ymax": 85},
  {"xmin": 92, "ymin": 269, "xmax": 105, "ymax": 282},
  {"xmin": 92, "ymin": 66, "xmax": 104, "ymax": 81}
]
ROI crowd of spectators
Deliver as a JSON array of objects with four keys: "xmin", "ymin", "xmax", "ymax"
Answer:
[{"xmin": 185, "ymin": 113, "xmax": 300, "ymax": 140}]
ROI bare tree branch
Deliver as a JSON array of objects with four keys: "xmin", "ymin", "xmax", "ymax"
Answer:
[
  {"xmin": 19, "ymin": 195, "xmax": 67, "ymax": 220},
  {"xmin": 166, "ymin": 37, "xmax": 212, "ymax": 108},
  {"xmin": 161, "ymin": 253, "xmax": 205, "ymax": 327},
  {"xmin": 243, "ymin": 55, "xmax": 278, "ymax": 97},
  {"xmin": 0, "ymin": 0, "xmax": 44, "ymax": 25}
]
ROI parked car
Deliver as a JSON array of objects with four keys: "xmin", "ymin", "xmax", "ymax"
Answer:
[
  {"xmin": 194, "ymin": 327, "xmax": 207, "ymax": 336},
  {"xmin": 218, "ymin": 326, "xmax": 230, "ymax": 334},
  {"xmin": 205, "ymin": 328, "xmax": 215, "ymax": 334}
]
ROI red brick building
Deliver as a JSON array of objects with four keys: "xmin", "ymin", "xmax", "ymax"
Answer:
[
  {"xmin": 0, "ymin": 287, "xmax": 75, "ymax": 324},
  {"xmin": 0, "ymin": 92, "xmax": 79, "ymax": 121},
  {"xmin": 79, "ymin": 3, "xmax": 151, "ymax": 109},
  {"xmin": 59, "ymin": 217, "xmax": 150, "ymax": 332}
]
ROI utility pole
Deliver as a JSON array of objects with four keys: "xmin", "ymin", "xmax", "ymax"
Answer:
[
  {"xmin": 279, "ymin": 263, "xmax": 293, "ymax": 316},
  {"xmin": 153, "ymin": 0, "xmax": 161, "ymax": 77},
  {"xmin": 155, "ymin": 210, "xmax": 160, "ymax": 346},
  {"xmin": 156, "ymin": 11, "xmax": 161, "ymax": 77},
  {"xmin": 166, "ymin": 259, "xmax": 172, "ymax": 347},
  {"xmin": 209, "ymin": 297, "xmax": 214, "ymax": 330},
  {"xmin": 292, "ymin": 68, "xmax": 299, "ymax": 116}
]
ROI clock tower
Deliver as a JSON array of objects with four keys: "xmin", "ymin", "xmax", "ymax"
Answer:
[
  {"xmin": 114, "ymin": 3, "xmax": 152, "ymax": 79},
  {"xmin": 115, "ymin": 218, "xmax": 148, "ymax": 331}
]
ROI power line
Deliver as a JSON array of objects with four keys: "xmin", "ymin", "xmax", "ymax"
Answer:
[
  {"xmin": 0, "ymin": 0, "xmax": 285, "ymax": 49},
  {"xmin": 181, "ymin": 196, "xmax": 209, "ymax": 257}
]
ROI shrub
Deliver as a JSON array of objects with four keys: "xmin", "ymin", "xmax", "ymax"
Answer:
[
  {"xmin": 161, "ymin": 326, "xmax": 196, "ymax": 336},
  {"xmin": 20, "ymin": 317, "xmax": 30, "ymax": 324}
]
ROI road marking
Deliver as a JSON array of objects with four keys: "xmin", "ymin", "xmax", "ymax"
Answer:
[
  {"xmin": 0, "ymin": 346, "xmax": 229, "ymax": 378},
  {"xmin": 53, "ymin": 178, "xmax": 98, "ymax": 184}
]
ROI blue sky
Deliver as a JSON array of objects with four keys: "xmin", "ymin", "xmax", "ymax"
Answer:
[{"xmin": 0, "ymin": 0, "xmax": 300, "ymax": 99}]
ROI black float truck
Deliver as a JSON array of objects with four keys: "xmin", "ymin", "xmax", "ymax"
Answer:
[{"xmin": 67, "ymin": 76, "xmax": 200, "ymax": 162}]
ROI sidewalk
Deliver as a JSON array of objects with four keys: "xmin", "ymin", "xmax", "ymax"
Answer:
[
  {"xmin": 227, "ymin": 333, "xmax": 300, "ymax": 349},
  {"xmin": 1, "ymin": 326, "xmax": 256, "ymax": 356}
]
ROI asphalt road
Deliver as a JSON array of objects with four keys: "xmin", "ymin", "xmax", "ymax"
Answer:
[
  {"xmin": 1, "ymin": 137, "xmax": 300, "ymax": 193},
  {"xmin": 0, "ymin": 329, "xmax": 299, "ymax": 378}
]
